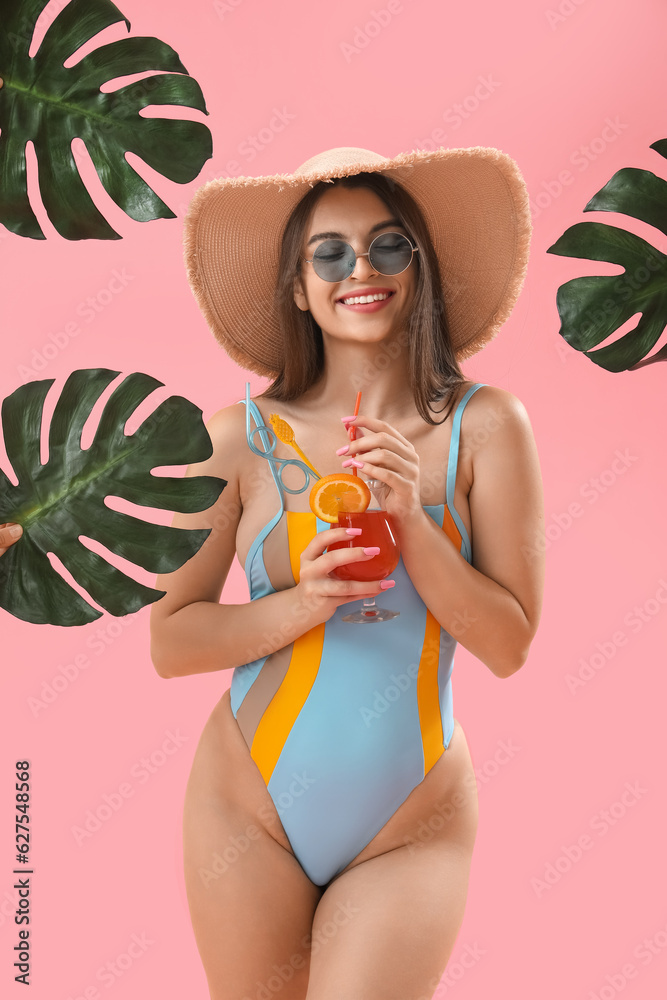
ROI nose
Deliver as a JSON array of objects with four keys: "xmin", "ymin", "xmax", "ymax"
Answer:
[{"xmin": 349, "ymin": 249, "xmax": 378, "ymax": 279}]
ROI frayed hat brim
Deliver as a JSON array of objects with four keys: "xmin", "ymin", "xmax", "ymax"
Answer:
[{"xmin": 183, "ymin": 145, "xmax": 532, "ymax": 376}]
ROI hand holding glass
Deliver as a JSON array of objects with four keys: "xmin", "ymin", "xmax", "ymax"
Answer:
[{"xmin": 326, "ymin": 510, "xmax": 400, "ymax": 623}]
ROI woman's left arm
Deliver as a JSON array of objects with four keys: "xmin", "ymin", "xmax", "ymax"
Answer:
[{"xmin": 342, "ymin": 387, "xmax": 545, "ymax": 679}]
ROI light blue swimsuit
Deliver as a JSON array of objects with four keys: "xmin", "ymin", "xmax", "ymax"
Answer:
[{"xmin": 229, "ymin": 381, "xmax": 486, "ymax": 885}]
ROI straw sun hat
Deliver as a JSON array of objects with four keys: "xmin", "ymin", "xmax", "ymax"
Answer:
[{"xmin": 182, "ymin": 145, "xmax": 532, "ymax": 378}]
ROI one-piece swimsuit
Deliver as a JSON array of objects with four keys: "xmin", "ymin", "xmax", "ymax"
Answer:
[{"xmin": 229, "ymin": 381, "xmax": 486, "ymax": 886}]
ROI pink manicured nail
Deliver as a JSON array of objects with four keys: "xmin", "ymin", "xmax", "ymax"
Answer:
[
  {"xmin": 342, "ymin": 459, "xmax": 364, "ymax": 469},
  {"xmin": 336, "ymin": 445, "xmax": 350, "ymax": 455},
  {"xmin": 345, "ymin": 527, "xmax": 363, "ymax": 535},
  {"xmin": 363, "ymin": 546, "xmax": 380, "ymax": 555},
  {"xmin": 379, "ymin": 580, "xmax": 396, "ymax": 589},
  {"xmin": 341, "ymin": 415, "xmax": 357, "ymax": 422}
]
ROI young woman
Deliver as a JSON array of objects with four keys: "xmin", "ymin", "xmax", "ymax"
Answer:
[{"xmin": 150, "ymin": 146, "xmax": 544, "ymax": 1000}]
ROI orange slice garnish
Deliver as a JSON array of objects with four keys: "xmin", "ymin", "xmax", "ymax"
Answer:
[{"xmin": 309, "ymin": 474, "xmax": 371, "ymax": 523}]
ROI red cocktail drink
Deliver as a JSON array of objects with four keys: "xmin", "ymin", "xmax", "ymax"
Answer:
[{"xmin": 328, "ymin": 510, "xmax": 400, "ymax": 581}]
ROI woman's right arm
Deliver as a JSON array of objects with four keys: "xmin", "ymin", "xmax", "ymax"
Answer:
[
  {"xmin": 149, "ymin": 403, "xmax": 387, "ymax": 679},
  {"xmin": 150, "ymin": 402, "xmax": 305, "ymax": 678}
]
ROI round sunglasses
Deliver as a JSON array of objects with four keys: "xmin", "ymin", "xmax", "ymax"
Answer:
[{"xmin": 303, "ymin": 232, "xmax": 419, "ymax": 282}]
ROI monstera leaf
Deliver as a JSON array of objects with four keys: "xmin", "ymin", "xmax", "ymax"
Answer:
[
  {"xmin": 0, "ymin": 0, "xmax": 212, "ymax": 239},
  {"xmin": 0, "ymin": 369, "xmax": 226, "ymax": 626},
  {"xmin": 547, "ymin": 139, "xmax": 667, "ymax": 372}
]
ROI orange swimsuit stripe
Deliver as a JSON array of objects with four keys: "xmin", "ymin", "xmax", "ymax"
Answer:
[
  {"xmin": 417, "ymin": 616, "xmax": 445, "ymax": 774},
  {"xmin": 417, "ymin": 512, "xmax": 464, "ymax": 773},
  {"xmin": 286, "ymin": 509, "xmax": 312, "ymax": 585},
  {"xmin": 251, "ymin": 512, "xmax": 325, "ymax": 783}
]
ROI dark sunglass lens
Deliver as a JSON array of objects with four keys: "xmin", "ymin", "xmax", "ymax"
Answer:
[
  {"xmin": 312, "ymin": 240, "xmax": 355, "ymax": 281},
  {"xmin": 369, "ymin": 233, "xmax": 413, "ymax": 274}
]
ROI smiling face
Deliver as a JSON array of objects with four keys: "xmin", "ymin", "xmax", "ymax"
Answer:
[{"xmin": 292, "ymin": 184, "xmax": 417, "ymax": 343}]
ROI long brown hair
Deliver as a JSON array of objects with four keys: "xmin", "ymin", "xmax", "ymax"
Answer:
[{"xmin": 259, "ymin": 172, "xmax": 468, "ymax": 425}]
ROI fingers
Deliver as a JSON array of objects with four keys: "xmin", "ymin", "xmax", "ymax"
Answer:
[
  {"xmin": 322, "ymin": 544, "xmax": 380, "ymax": 575},
  {"xmin": 297, "ymin": 528, "xmax": 397, "ymax": 620},
  {"xmin": 342, "ymin": 448, "xmax": 405, "ymax": 475},
  {"xmin": 0, "ymin": 522, "xmax": 23, "ymax": 557},
  {"xmin": 343, "ymin": 415, "xmax": 412, "ymax": 449},
  {"xmin": 302, "ymin": 527, "xmax": 376, "ymax": 570},
  {"xmin": 340, "ymin": 438, "xmax": 419, "ymax": 494},
  {"xmin": 344, "ymin": 434, "xmax": 415, "ymax": 465},
  {"xmin": 301, "ymin": 526, "xmax": 359, "ymax": 560},
  {"xmin": 299, "ymin": 528, "xmax": 389, "ymax": 589}
]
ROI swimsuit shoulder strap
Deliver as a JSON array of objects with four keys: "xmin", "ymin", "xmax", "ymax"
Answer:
[
  {"xmin": 446, "ymin": 382, "xmax": 487, "ymax": 505},
  {"xmin": 446, "ymin": 383, "xmax": 488, "ymax": 552}
]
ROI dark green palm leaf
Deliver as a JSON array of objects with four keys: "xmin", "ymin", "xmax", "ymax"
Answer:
[
  {"xmin": 0, "ymin": 0, "xmax": 212, "ymax": 240},
  {"xmin": 0, "ymin": 369, "xmax": 226, "ymax": 626},
  {"xmin": 546, "ymin": 140, "xmax": 667, "ymax": 371}
]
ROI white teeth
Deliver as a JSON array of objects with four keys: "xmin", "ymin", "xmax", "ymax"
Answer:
[{"xmin": 341, "ymin": 292, "xmax": 391, "ymax": 305}]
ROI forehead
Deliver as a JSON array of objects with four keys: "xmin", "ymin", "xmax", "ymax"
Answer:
[{"xmin": 304, "ymin": 184, "xmax": 397, "ymax": 234}]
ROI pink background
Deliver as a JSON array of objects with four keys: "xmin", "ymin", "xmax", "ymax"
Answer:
[{"xmin": 2, "ymin": 0, "xmax": 666, "ymax": 997}]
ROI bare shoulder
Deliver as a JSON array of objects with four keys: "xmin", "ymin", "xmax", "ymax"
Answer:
[
  {"xmin": 459, "ymin": 383, "xmax": 535, "ymax": 464},
  {"xmin": 150, "ymin": 401, "xmax": 247, "ymax": 627},
  {"xmin": 185, "ymin": 400, "xmax": 247, "ymax": 484},
  {"xmin": 461, "ymin": 382, "xmax": 533, "ymax": 427},
  {"xmin": 206, "ymin": 399, "xmax": 247, "ymax": 446}
]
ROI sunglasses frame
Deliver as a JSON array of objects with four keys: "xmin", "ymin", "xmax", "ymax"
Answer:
[{"xmin": 303, "ymin": 231, "xmax": 419, "ymax": 282}]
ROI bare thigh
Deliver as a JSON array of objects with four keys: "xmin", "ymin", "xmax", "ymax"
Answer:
[
  {"xmin": 183, "ymin": 694, "xmax": 478, "ymax": 1000},
  {"xmin": 305, "ymin": 719, "xmax": 479, "ymax": 1000},
  {"xmin": 183, "ymin": 691, "xmax": 323, "ymax": 1000}
]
